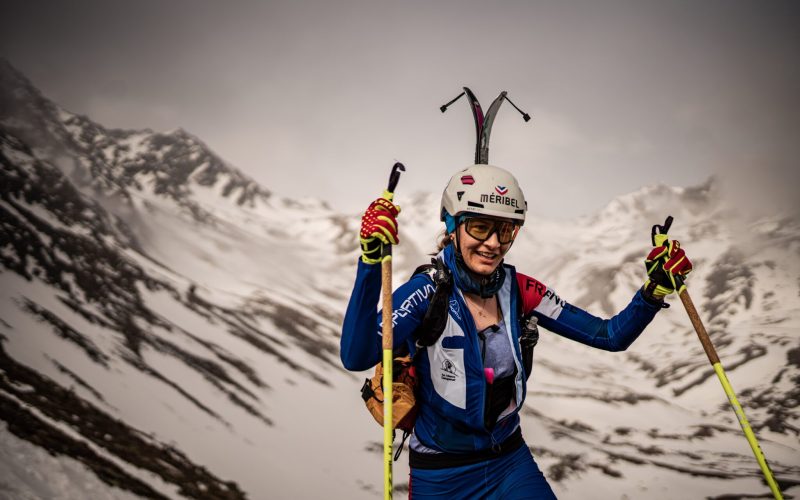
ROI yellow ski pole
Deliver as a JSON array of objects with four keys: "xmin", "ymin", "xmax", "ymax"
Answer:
[
  {"xmin": 381, "ymin": 162, "xmax": 404, "ymax": 500},
  {"xmin": 653, "ymin": 217, "xmax": 783, "ymax": 500}
]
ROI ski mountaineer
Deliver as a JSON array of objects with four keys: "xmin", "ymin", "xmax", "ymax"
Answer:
[{"xmin": 340, "ymin": 165, "xmax": 693, "ymax": 499}]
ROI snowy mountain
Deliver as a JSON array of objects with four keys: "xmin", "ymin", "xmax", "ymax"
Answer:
[{"xmin": 1, "ymin": 59, "xmax": 798, "ymax": 499}]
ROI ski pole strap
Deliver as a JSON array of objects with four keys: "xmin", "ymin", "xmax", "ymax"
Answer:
[{"xmin": 394, "ymin": 431, "xmax": 411, "ymax": 461}]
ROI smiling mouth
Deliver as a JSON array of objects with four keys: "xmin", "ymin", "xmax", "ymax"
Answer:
[{"xmin": 476, "ymin": 251, "xmax": 498, "ymax": 260}]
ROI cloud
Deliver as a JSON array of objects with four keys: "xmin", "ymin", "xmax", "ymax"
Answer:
[
  {"xmin": 84, "ymin": 95, "xmax": 180, "ymax": 132},
  {"xmin": 714, "ymin": 156, "xmax": 799, "ymax": 219}
]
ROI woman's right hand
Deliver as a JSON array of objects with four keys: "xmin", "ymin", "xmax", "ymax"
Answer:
[{"xmin": 359, "ymin": 198, "xmax": 400, "ymax": 264}]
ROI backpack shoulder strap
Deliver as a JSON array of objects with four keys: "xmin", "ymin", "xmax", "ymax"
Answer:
[
  {"xmin": 515, "ymin": 273, "xmax": 539, "ymax": 380},
  {"xmin": 414, "ymin": 258, "xmax": 453, "ymax": 347},
  {"xmin": 411, "ymin": 262, "xmax": 437, "ymax": 278}
]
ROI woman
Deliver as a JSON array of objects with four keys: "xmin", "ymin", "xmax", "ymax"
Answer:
[{"xmin": 340, "ymin": 165, "xmax": 692, "ymax": 498}]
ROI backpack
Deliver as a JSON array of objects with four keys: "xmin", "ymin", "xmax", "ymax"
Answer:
[{"xmin": 359, "ymin": 259, "xmax": 539, "ymax": 457}]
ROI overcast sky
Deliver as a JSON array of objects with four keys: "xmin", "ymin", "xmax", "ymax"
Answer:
[{"xmin": 2, "ymin": 0, "xmax": 798, "ymax": 218}]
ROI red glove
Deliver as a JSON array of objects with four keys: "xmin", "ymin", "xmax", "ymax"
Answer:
[
  {"xmin": 359, "ymin": 198, "xmax": 400, "ymax": 264},
  {"xmin": 644, "ymin": 237, "xmax": 693, "ymax": 300}
]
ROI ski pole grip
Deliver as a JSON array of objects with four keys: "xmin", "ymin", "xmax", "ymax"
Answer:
[
  {"xmin": 662, "ymin": 215, "xmax": 673, "ymax": 234},
  {"xmin": 384, "ymin": 162, "xmax": 406, "ymax": 200},
  {"xmin": 651, "ymin": 215, "xmax": 674, "ymax": 246},
  {"xmin": 674, "ymin": 273, "xmax": 686, "ymax": 293},
  {"xmin": 650, "ymin": 215, "xmax": 688, "ymax": 293},
  {"xmin": 379, "ymin": 162, "xmax": 405, "ymax": 261}
]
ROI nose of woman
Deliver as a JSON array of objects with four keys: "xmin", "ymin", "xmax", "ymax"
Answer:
[{"xmin": 481, "ymin": 231, "xmax": 502, "ymax": 249}]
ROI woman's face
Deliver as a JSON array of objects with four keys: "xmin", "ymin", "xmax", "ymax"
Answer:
[{"xmin": 456, "ymin": 219, "xmax": 514, "ymax": 276}]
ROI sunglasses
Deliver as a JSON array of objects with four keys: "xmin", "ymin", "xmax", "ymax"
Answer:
[{"xmin": 463, "ymin": 217, "xmax": 520, "ymax": 244}]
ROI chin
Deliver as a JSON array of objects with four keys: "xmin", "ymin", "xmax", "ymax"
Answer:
[{"xmin": 467, "ymin": 260, "xmax": 500, "ymax": 276}]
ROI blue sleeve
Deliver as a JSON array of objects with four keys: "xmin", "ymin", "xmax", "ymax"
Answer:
[
  {"xmin": 534, "ymin": 289, "xmax": 662, "ymax": 352},
  {"xmin": 340, "ymin": 260, "xmax": 436, "ymax": 371}
]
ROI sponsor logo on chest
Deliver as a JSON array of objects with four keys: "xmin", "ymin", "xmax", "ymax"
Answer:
[
  {"xmin": 440, "ymin": 359, "xmax": 457, "ymax": 381},
  {"xmin": 448, "ymin": 299, "xmax": 461, "ymax": 320}
]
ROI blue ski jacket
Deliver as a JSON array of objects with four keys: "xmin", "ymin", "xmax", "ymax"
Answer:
[{"xmin": 341, "ymin": 244, "xmax": 662, "ymax": 454}]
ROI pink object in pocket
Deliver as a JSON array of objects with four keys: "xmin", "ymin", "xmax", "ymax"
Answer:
[{"xmin": 484, "ymin": 367, "xmax": 495, "ymax": 385}]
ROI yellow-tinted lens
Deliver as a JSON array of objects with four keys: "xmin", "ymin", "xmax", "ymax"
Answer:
[
  {"xmin": 496, "ymin": 222, "xmax": 518, "ymax": 244},
  {"xmin": 464, "ymin": 218, "xmax": 519, "ymax": 244},
  {"xmin": 465, "ymin": 219, "xmax": 493, "ymax": 240}
]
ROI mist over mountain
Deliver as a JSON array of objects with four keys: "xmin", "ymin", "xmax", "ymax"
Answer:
[{"xmin": 1, "ymin": 59, "xmax": 798, "ymax": 499}]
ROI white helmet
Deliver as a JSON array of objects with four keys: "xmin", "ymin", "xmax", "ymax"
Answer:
[{"xmin": 440, "ymin": 165, "xmax": 526, "ymax": 230}]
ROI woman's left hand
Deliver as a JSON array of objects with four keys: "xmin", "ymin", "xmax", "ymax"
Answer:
[{"xmin": 643, "ymin": 238, "xmax": 693, "ymax": 300}]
